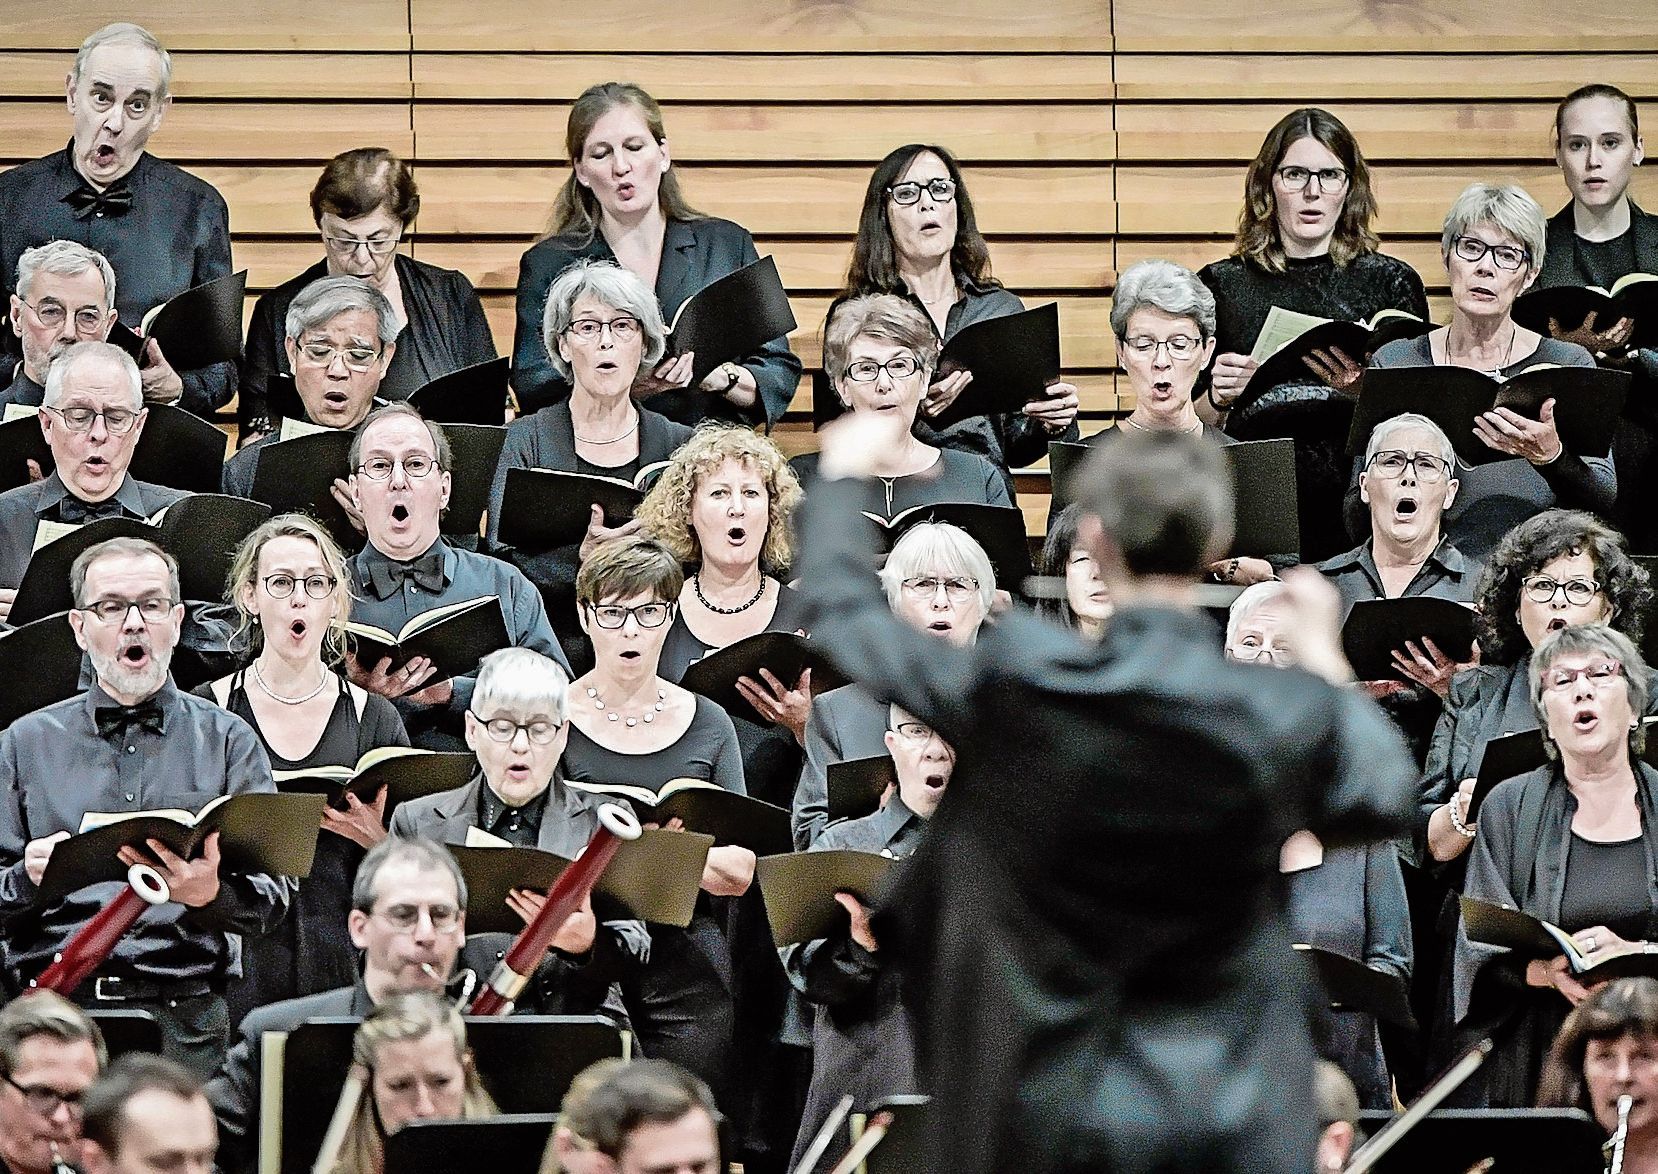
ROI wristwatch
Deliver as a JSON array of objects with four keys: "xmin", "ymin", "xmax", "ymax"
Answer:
[{"xmin": 718, "ymin": 362, "xmax": 741, "ymax": 394}]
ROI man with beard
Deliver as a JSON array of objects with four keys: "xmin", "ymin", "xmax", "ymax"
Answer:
[
  {"xmin": 3, "ymin": 240, "xmax": 118, "ymax": 411},
  {"xmin": 0, "ymin": 536, "xmax": 287, "ymax": 1077},
  {"xmin": 0, "ymin": 341, "xmax": 187, "ymax": 624},
  {"xmin": 0, "ymin": 23, "xmax": 233, "ymax": 418}
]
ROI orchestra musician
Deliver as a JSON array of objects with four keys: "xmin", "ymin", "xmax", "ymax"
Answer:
[
  {"xmin": 0, "ymin": 993, "xmax": 108, "ymax": 1174},
  {"xmin": 79, "ymin": 1053, "xmax": 217, "ymax": 1174},
  {"xmin": 1539, "ymin": 977, "xmax": 1658, "ymax": 1174}
]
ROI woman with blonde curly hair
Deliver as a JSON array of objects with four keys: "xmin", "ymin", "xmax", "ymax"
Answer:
[
  {"xmin": 324, "ymin": 992, "xmax": 497, "ymax": 1174},
  {"xmin": 195, "ymin": 513, "xmax": 408, "ymax": 1019}
]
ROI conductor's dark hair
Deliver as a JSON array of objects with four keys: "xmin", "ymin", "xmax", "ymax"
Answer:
[
  {"xmin": 1538, "ymin": 977, "xmax": 1658, "ymax": 1113},
  {"xmin": 1074, "ymin": 430, "xmax": 1233, "ymax": 578},
  {"xmin": 556, "ymin": 1058, "xmax": 723, "ymax": 1160},
  {"xmin": 1474, "ymin": 509, "xmax": 1651, "ymax": 667},
  {"xmin": 81, "ymin": 1053, "xmax": 204, "ymax": 1153},
  {"xmin": 353, "ymin": 835, "xmax": 468, "ymax": 913},
  {"xmin": 310, "ymin": 147, "xmax": 421, "ymax": 229},
  {"xmin": 845, "ymin": 143, "xmax": 996, "ymax": 295},
  {"xmin": 1038, "ymin": 503, "xmax": 1087, "ymax": 630},
  {"xmin": 1555, "ymin": 84, "xmax": 1641, "ymax": 140},
  {"xmin": 1234, "ymin": 107, "xmax": 1380, "ymax": 274}
]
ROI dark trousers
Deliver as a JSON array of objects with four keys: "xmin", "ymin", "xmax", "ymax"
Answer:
[{"xmin": 73, "ymin": 988, "xmax": 230, "ymax": 1080}]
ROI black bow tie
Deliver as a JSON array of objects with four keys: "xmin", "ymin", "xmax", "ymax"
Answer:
[
  {"xmin": 55, "ymin": 495, "xmax": 127, "ymax": 525},
  {"xmin": 366, "ymin": 548, "xmax": 446, "ymax": 598},
  {"xmin": 95, "ymin": 701, "xmax": 164, "ymax": 740},
  {"xmin": 63, "ymin": 182, "xmax": 133, "ymax": 220}
]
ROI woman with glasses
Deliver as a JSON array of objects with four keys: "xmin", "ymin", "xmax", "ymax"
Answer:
[
  {"xmin": 487, "ymin": 259, "xmax": 693, "ymax": 673},
  {"xmin": 830, "ymin": 143, "xmax": 1080, "ymax": 500},
  {"xmin": 1455, "ymin": 624, "xmax": 1658, "ymax": 1106},
  {"xmin": 240, "ymin": 147, "xmax": 496, "ymax": 436},
  {"xmin": 194, "ymin": 514, "xmax": 409, "ymax": 1020},
  {"xmin": 1539, "ymin": 977, "xmax": 1658, "ymax": 1171},
  {"xmin": 559, "ymin": 536, "xmax": 750, "ymax": 1118},
  {"xmin": 790, "ymin": 293, "xmax": 1011, "ymax": 513},
  {"xmin": 512, "ymin": 82, "xmax": 801, "ymax": 425},
  {"xmin": 1354, "ymin": 182, "xmax": 1605, "ymax": 563}
]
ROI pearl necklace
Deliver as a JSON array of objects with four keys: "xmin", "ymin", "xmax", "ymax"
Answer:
[
  {"xmin": 251, "ymin": 660, "xmax": 331, "ymax": 706},
  {"xmin": 587, "ymin": 685, "xmax": 666, "ymax": 726},
  {"xmin": 693, "ymin": 573, "xmax": 766, "ymax": 615}
]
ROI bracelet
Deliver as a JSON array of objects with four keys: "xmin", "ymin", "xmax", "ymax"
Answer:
[{"xmin": 1448, "ymin": 799, "xmax": 1476, "ymax": 838}]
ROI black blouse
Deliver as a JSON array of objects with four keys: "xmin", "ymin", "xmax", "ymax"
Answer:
[{"xmin": 561, "ymin": 694, "xmax": 746, "ymax": 796}]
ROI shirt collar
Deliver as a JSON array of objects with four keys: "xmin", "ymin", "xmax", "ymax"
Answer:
[
  {"xmin": 81, "ymin": 675, "xmax": 178, "ymax": 731},
  {"xmin": 476, "ymin": 775, "xmax": 553, "ymax": 836},
  {"xmin": 36, "ymin": 468, "xmax": 147, "ymax": 518},
  {"xmin": 872, "ymin": 792, "xmax": 925, "ymax": 849}
]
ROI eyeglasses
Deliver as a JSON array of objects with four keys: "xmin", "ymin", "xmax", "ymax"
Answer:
[
  {"xmin": 1231, "ymin": 643, "xmax": 1296, "ymax": 666},
  {"xmin": 1541, "ymin": 659, "xmax": 1623, "ymax": 693},
  {"xmin": 1121, "ymin": 335, "xmax": 1204, "ymax": 359},
  {"xmin": 2, "ymin": 1073, "xmax": 84, "ymax": 1118},
  {"xmin": 322, "ymin": 233, "xmax": 400, "ymax": 256},
  {"xmin": 587, "ymin": 602, "xmax": 672, "ymax": 629},
  {"xmin": 1451, "ymin": 235, "xmax": 1530, "ymax": 272},
  {"xmin": 21, "ymin": 300, "xmax": 106, "ymax": 332},
  {"xmin": 43, "ymin": 405, "xmax": 141, "ymax": 434},
  {"xmin": 900, "ymin": 576, "xmax": 979, "ymax": 602},
  {"xmin": 1522, "ymin": 575, "xmax": 1602, "ymax": 606},
  {"xmin": 1273, "ymin": 165, "xmax": 1349, "ymax": 193},
  {"xmin": 77, "ymin": 597, "xmax": 176, "ymax": 624},
  {"xmin": 355, "ymin": 455, "xmax": 440, "ymax": 481},
  {"xmin": 262, "ymin": 573, "xmax": 337, "ymax": 600},
  {"xmin": 891, "ymin": 720, "xmax": 941, "ymax": 745},
  {"xmin": 888, "ymin": 177, "xmax": 957, "ymax": 206},
  {"xmin": 372, "ymin": 903, "xmax": 462, "ymax": 933},
  {"xmin": 843, "ymin": 355, "xmax": 921, "ymax": 383},
  {"xmin": 564, "ymin": 316, "xmax": 642, "ymax": 341},
  {"xmin": 468, "ymin": 711, "xmax": 564, "ymax": 744},
  {"xmin": 297, "ymin": 341, "xmax": 382, "ymax": 370},
  {"xmin": 1366, "ymin": 450, "xmax": 1452, "ymax": 483}
]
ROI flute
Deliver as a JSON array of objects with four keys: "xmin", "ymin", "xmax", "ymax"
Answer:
[
  {"xmin": 30, "ymin": 863, "xmax": 171, "ymax": 994},
  {"xmin": 468, "ymin": 803, "xmax": 640, "ymax": 1015},
  {"xmin": 1607, "ymin": 1093, "xmax": 1633, "ymax": 1174}
]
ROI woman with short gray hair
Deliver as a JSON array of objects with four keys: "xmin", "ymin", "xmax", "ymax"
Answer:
[{"xmin": 487, "ymin": 260, "xmax": 694, "ymax": 673}]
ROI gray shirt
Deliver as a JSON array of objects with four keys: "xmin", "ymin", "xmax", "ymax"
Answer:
[
  {"xmin": 791, "ymin": 683, "xmax": 891, "ymax": 849},
  {"xmin": 0, "ymin": 471, "xmax": 188, "ymax": 589},
  {"xmin": 0, "ymin": 678, "xmax": 287, "ymax": 981},
  {"xmin": 1316, "ymin": 537, "xmax": 1478, "ymax": 613}
]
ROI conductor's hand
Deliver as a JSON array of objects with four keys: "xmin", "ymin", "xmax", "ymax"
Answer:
[
  {"xmin": 119, "ymin": 832, "xmax": 222, "ymax": 907},
  {"xmin": 579, "ymin": 504, "xmax": 642, "ymax": 562},
  {"xmin": 834, "ymin": 892, "xmax": 878, "ymax": 952},
  {"xmin": 1275, "ymin": 568, "xmax": 1352, "ymax": 685},
  {"xmin": 23, "ymin": 831, "xmax": 69, "ymax": 885},
  {"xmin": 816, "ymin": 411, "xmax": 898, "ymax": 481},
  {"xmin": 507, "ymin": 888, "xmax": 597, "ymax": 956},
  {"xmin": 1526, "ymin": 954, "xmax": 1592, "ymax": 1006},
  {"xmin": 139, "ymin": 337, "xmax": 185, "ymax": 404},
  {"xmin": 921, "ymin": 370, "xmax": 973, "ymax": 418},
  {"xmin": 321, "ymin": 785, "xmax": 389, "ymax": 849}
]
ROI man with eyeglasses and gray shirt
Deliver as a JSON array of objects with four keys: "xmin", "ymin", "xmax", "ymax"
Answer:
[
  {"xmin": 0, "ymin": 535, "xmax": 286, "ymax": 1078},
  {"xmin": 3, "ymin": 241, "xmax": 119, "ymax": 413},
  {"xmin": 0, "ymin": 341, "xmax": 186, "ymax": 625}
]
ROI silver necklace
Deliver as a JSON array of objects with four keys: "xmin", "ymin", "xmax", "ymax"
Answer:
[
  {"xmin": 1123, "ymin": 414, "xmax": 1201, "ymax": 435},
  {"xmin": 694, "ymin": 573, "xmax": 766, "ymax": 614},
  {"xmin": 587, "ymin": 684, "xmax": 667, "ymax": 726},
  {"xmin": 573, "ymin": 414, "xmax": 639, "ymax": 445},
  {"xmin": 251, "ymin": 660, "xmax": 331, "ymax": 706}
]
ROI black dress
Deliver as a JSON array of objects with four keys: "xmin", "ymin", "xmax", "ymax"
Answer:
[
  {"xmin": 559, "ymin": 697, "xmax": 745, "ymax": 1108},
  {"xmin": 239, "ymin": 254, "xmax": 497, "ymax": 430},
  {"xmin": 193, "ymin": 671, "xmax": 408, "ymax": 1024}
]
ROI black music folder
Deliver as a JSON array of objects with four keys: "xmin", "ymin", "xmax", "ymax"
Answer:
[
  {"xmin": 0, "ymin": 611, "xmax": 83, "ymax": 730},
  {"xmin": 1514, "ymin": 274, "xmax": 1658, "ymax": 350},
  {"xmin": 1351, "ymin": 1108, "xmax": 1603, "ymax": 1173},
  {"xmin": 677, "ymin": 632, "xmax": 848, "ymax": 724},
  {"xmin": 443, "ymin": 423, "xmax": 508, "ymax": 538},
  {"xmin": 1461, "ymin": 895, "xmax": 1658, "ymax": 981},
  {"xmin": 270, "ymin": 747, "xmax": 477, "ymax": 815},
  {"xmin": 562, "ymin": 778, "xmax": 793, "ymax": 857},
  {"xmin": 495, "ymin": 462, "xmax": 669, "ymax": 553},
  {"xmin": 756, "ymin": 849, "xmax": 896, "ymax": 947},
  {"xmin": 862, "ymin": 501, "xmax": 1032, "ymax": 593},
  {"xmin": 247, "ymin": 428, "xmax": 358, "ymax": 550},
  {"xmin": 383, "ymin": 1116, "xmax": 558, "ymax": 1174},
  {"xmin": 108, "ymin": 270, "xmax": 248, "ymax": 371},
  {"xmin": 1293, "ymin": 944, "xmax": 1416, "ymax": 1029},
  {"xmin": 408, "ymin": 356, "xmax": 511, "ymax": 427},
  {"xmin": 339, "ymin": 595, "xmax": 509, "ymax": 682},
  {"xmin": 664, "ymin": 255, "xmax": 798, "ymax": 390},
  {"xmin": 1245, "ymin": 306, "xmax": 1431, "ymax": 401},
  {"xmin": 928, "ymin": 302, "xmax": 1064, "ymax": 430},
  {"xmin": 826, "ymin": 756, "xmax": 895, "ymax": 823},
  {"xmin": 0, "ymin": 402, "xmax": 230, "ymax": 496},
  {"xmin": 0, "ymin": 413, "xmax": 52, "ymax": 492},
  {"xmin": 1339, "ymin": 596, "xmax": 1477, "ymax": 683}
]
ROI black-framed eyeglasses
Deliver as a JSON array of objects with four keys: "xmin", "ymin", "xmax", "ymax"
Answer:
[
  {"xmin": 564, "ymin": 316, "xmax": 643, "ymax": 341},
  {"xmin": 322, "ymin": 232, "xmax": 401, "ymax": 256},
  {"xmin": 1451, "ymin": 235, "xmax": 1529, "ymax": 271},
  {"xmin": 2, "ymin": 1072, "xmax": 85, "ymax": 1118},
  {"xmin": 297, "ymin": 341, "xmax": 382, "ymax": 370},
  {"xmin": 1366, "ymin": 450, "xmax": 1452, "ymax": 483},
  {"xmin": 586, "ymin": 601, "xmax": 672, "ymax": 629},
  {"xmin": 843, "ymin": 355, "xmax": 921, "ymax": 383},
  {"xmin": 261, "ymin": 573, "xmax": 337, "ymax": 600},
  {"xmin": 43, "ymin": 404, "xmax": 142, "ymax": 434},
  {"xmin": 21, "ymin": 300, "xmax": 106, "ymax": 332},
  {"xmin": 887, "ymin": 178, "xmax": 957, "ymax": 206},
  {"xmin": 1121, "ymin": 335, "xmax": 1204, "ymax": 359},
  {"xmin": 1273, "ymin": 165, "xmax": 1349, "ymax": 193},
  {"xmin": 468, "ymin": 711, "xmax": 564, "ymax": 745},
  {"xmin": 77, "ymin": 597, "xmax": 177, "ymax": 624},
  {"xmin": 1522, "ymin": 575, "xmax": 1602, "ymax": 606},
  {"xmin": 900, "ymin": 575, "xmax": 979, "ymax": 602},
  {"xmin": 355, "ymin": 455, "xmax": 440, "ymax": 481}
]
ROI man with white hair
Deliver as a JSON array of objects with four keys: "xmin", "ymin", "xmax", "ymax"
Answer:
[
  {"xmin": 0, "ymin": 341, "xmax": 187, "ymax": 622},
  {"xmin": 0, "ymin": 22, "xmax": 234, "ymax": 417},
  {"xmin": 3, "ymin": 240, "xmax": 117, "ymax": 410}
]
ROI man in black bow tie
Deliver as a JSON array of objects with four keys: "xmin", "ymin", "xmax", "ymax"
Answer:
[
  {"xmin": 344, "ymin": 402, "xmax": 569, "ymax": 746},
  {"xmin": 0, "ymin": 341, "xmax": 187, "ymax": 623},
  {"xmin": 0, "ymin": 23, "xmax": 233, "ymax": 418},
  {"xmin": 0, "ymin": 535, "xmax": 287, "ymax": 1077}
]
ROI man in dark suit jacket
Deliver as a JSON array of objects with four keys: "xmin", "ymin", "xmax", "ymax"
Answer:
[{"xmin": 0, "ymin": 23, "xmax": 234, "ymax": 417}]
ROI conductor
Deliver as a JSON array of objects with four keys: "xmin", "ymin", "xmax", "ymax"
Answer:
[{"xmin": 797, "ymin": 419, "xmax": 1419, "ymax": 1174}]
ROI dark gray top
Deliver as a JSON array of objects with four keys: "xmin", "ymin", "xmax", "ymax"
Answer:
[
  {"xmin": 1315, "ymin": 537, "xmax": 1478, "ymax": 614},
  {"xmin": 1539, "ymin": 201, "xmax": 1658, "ymax": 292},
  {"xmin": 1284, "ymin": 842, "xmax": 1412, "ymax": 980},
  {"xmin": 345, "ymin": 537, "xmax": 571, "ymax": 719},
  {"xmin": 0, "ymin": 470, "xmax": 188, "ymax": 589},
  {"xmin": 512, "ymin": 217, "xmax": 802, "ymax": 425},
  {"xmin": 561, "ymin": 694, "xmax": 745, "ymax": 796},
  {"xmin": 0, "ymin": 362, "xmax": 44, "ymax": 411},
  {"xmin": 1559, "ymin": 833, "xmax": 1649, "ymax": 942},
  {"xmin": 789, "ymin": 447, "xmax": 1011, "ymax": 517},
  {"xmin": 0, "ymin": 679, "xmax": 287, "ymax": 980},
  {"xmin": 0, "ymin": 144, "xmax": 234, "ymax": 417},
  {"xmin": 791, "ymin": 682, "xmax": 890, "ymax": 850}
]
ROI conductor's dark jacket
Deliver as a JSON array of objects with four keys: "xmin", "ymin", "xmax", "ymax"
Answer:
[{"xmin": 798, "ymin": 474, "xmax": 1418, "ymax": 1174}]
